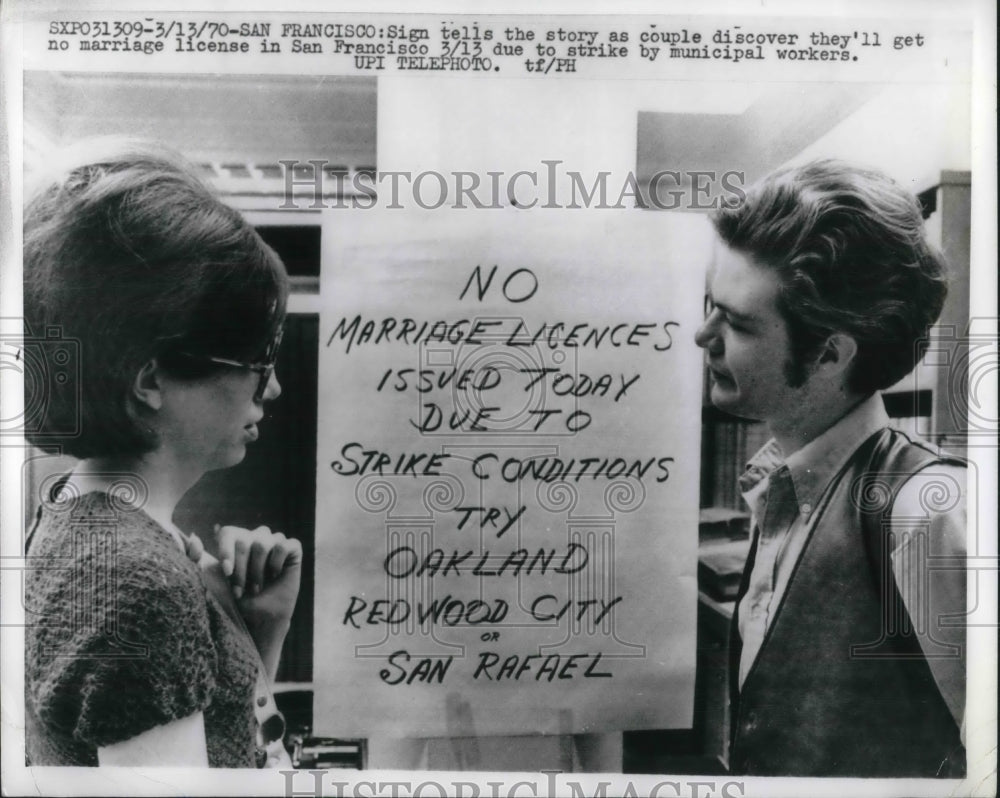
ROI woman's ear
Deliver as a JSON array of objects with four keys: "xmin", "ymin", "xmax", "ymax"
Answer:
[{"xmin": 131, "ymin": 359, "xmax": 164, "ymax": 412}]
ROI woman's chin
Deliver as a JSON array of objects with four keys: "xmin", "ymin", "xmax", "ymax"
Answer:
[{"xmin": 204, "ymin": 444, "xmax": 248, "ymax": 473}]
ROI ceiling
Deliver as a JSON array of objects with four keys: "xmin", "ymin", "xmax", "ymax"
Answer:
[
  {"xmin": 23, "ymin": 72, "xmax": 967, "ymax": 205},
  {"xmin": 637, "ymin": 81, "xmax": 969, "ymax": 196},
  {"xmin": 23, "ymin": 71, "xmax": 377, "ymax": 183}
]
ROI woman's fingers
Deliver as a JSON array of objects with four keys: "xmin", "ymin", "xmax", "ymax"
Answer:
[
  {"xmin": 231, "ymin": 535, "xmax": 252, "ymax": 598},
  {"xmin": 265, "ymin": 535, "xmax": 303, "ymax": 582},
  {"xmin": 264, "ymin": 532, "xmax": 288, "ymax": 581},
  {"xmin": 183, "ymin": 532, "xmax": 205, "ymax": 564},
  {"xmin": 245, "ymin": 528, "xmax": 274, "ymax": 597},
  {"xmin": 216, "ymin": 524, "xmax": 299, "ymax": 599},
  {"xmin": 215, "ymin": 525, "xmax": 302, "ymax": 626},
  {"xmin": 216, "ymin": 524, "xmax": 236, "ymax": 577},
  {"xmin": 217, "ymin": 524, "xmax": 261, "ymax": 598}
]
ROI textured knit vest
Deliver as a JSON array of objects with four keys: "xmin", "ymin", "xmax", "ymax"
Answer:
[{"xmin": 728, "ymin": 427, "xmax": 966, "ymax": 777}]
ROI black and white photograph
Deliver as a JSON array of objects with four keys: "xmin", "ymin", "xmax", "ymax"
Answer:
[{"xmin": 0, "ymin": 1, "xmax": 995, "ymax": 796}]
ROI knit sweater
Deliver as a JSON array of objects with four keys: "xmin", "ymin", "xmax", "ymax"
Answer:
[{"xmin": 25, "ymin": 490, "xmax": 260, "ymax": 767}]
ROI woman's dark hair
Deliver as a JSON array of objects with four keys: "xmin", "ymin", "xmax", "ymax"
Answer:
[
  {"xmin": 711, "ymin": 159, "xmax": 949, "ymax": 394},
  {"xmin": 24, "ymin": 138, "xmax": 289, "ymax": 458}
]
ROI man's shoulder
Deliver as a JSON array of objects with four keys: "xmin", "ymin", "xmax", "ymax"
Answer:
[
  {"xmin": 835, "ymin": 426, "xmax": 966, "ymax": 536},
  {"xmin": 863, "ymin": 428, "xmax": 967, "ymax": 554},
  {"xmin": 893, "ymin": 459, "xmax": 967, "ymax": 528},
  {"xmin": 865, "ymin": 425, "xmax": 966, "ymax": 479}
]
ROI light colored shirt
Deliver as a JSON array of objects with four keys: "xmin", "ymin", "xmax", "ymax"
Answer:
[{"xmin": 736, "ymin": 393, "xmax": 966, "ymax": 730}]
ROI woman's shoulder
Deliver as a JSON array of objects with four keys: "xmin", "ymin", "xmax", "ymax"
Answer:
[
  {"xmin": 25, "ymin": 485, "xmax": 221, "ymax": 707},
  {"xmin": 32, "ymin": 488, "xmax": 181, "ymax": 551},
  {"xmin": 26, "ymin": 492, "xmax": 220, "ymax": 719},
  {"xmin": 27, "ymin": 490, "xmax": 208, "ymax": 617}
]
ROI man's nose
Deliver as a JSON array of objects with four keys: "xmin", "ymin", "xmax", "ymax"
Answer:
[{"xmin": 694, "ymin": 313, "xmax": 716, "ymax": 350}]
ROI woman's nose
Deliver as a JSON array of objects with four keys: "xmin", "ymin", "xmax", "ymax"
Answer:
[{"xmin": 262, "ymin": 370, "xmax": 282, "ymax": 401}]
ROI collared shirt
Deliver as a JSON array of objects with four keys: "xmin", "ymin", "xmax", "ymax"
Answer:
[{"xmin": 736, "ymin": 394, "xmax": 966, "ymax": 730}]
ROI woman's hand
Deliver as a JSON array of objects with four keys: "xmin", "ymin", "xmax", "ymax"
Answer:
[{"xmin": 215, "ymin": 524, "xmax": 302, "ymax": 628}]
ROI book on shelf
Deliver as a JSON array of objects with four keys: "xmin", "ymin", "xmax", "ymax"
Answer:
[
  {"xmin": 698, "ymin": 506, "xmax": 751, "ymax": 541},
  {"xmin": 698, "ymin": 538, "xmax": 751, "ymax": 601}
]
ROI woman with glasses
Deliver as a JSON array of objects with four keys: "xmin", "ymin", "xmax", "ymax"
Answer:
[{"xmin": 23, "ymin": 139, "xmax": 301, "ymax": 767}]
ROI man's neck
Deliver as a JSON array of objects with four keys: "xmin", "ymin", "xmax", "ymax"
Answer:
[{"xmin": 768, "ymin": 392, "xmax": 871, "ymax": 458}]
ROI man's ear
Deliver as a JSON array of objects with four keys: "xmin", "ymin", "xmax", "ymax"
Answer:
[
  {"xmin": 816, "ymin": 333, "xmax": 859, "ymax": 375},
  {"xmin": 131, "ymin": 359, "xmax": 164, "ymax": 412}
]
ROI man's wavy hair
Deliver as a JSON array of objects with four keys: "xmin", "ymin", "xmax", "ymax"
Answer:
[{"xmin": 711, "ymin": 159, "xmax": 949, "ymax": 394}]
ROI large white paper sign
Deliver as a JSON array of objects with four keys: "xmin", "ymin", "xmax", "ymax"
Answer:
[{"xmin": 314, "ymin": 206, "xmax": 708, "ymax": 738}]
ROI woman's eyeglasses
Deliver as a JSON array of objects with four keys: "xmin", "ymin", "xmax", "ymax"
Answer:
[
  {"xmin": 178, "ymin": 353, "xmax": 276, "ymax": 402},
  {"xmin": 173, "ymin": 329, "xmax": 283, "ymax": 402}
]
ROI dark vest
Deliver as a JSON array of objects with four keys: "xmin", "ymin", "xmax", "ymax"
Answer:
[{"xmin": 729, "ymin": 427, "xmax": 966, "ymax": 777}]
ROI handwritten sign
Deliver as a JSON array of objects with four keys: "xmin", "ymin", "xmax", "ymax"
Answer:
[{"xmin": 314, "ymin": 206, "xmax": 708, "ymax": 737}]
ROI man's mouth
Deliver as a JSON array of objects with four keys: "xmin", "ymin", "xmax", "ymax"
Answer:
[{"xmin": 709, "ymin": 364, "xmax": 734, "ymax": 383}]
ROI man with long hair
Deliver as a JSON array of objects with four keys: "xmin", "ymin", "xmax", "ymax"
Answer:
[{"xmin": 696, "ymin": 160, "xmax": 966, "ymax": 777}]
